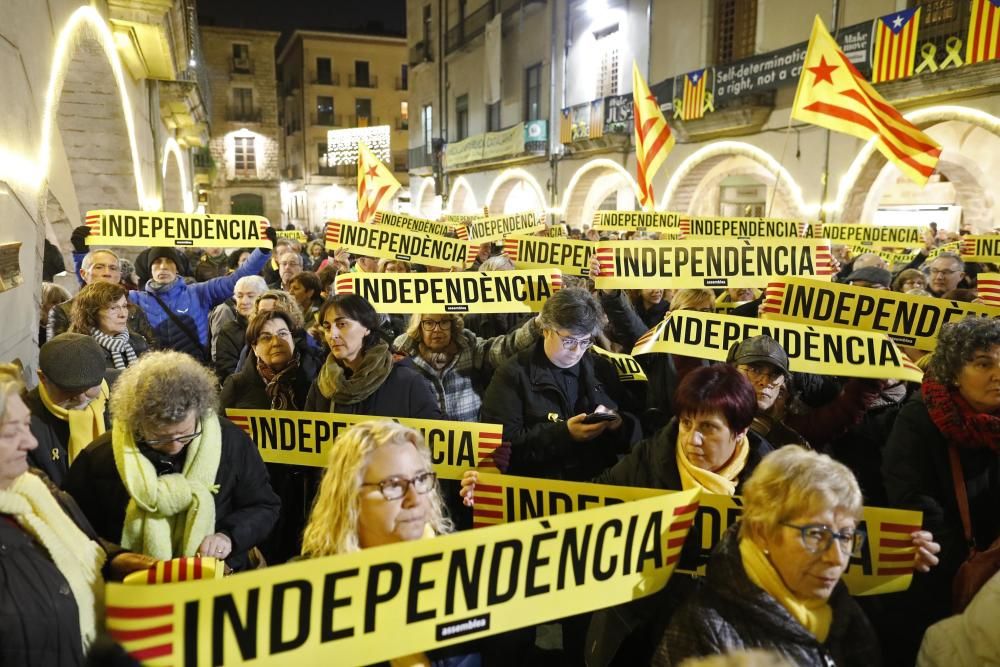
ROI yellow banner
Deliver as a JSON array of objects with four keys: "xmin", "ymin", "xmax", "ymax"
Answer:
[
  {"xmin": 85, "ymin": 209, "xmax": 271, "ymax": 248},
  {"xmin": 927, "ymin": 241, "xmax": 961, "ymax": 261},
  {"xmin": 325, "ymin": 219, "xmax": 475, "ymax": 270},
  {"xmin": 442, "ymin": 212, "xmax": 487, "ymax": 223},
  {"xmin": 679, "ymin": 216, "xmax": 809, "ymax": 239},
  {"xmin": 844, "ymin": 245, "xmax": 919, "ymax": 266},
  {"xmin": 470, "ymin": 473, "xmax": 921, "ymax": 596},
  {"xmin": 761, "ymin": 277, "xmax": 1000, "ymax": 351},
  {"xmin": 275, "ymin": 230, "xmax": 307, "ymax": 243},
  {"xmin": 960, "ymin": 235, "xmax": 1000, "ymax": 262},
  {"xmin": 502, "ymin": 234, "xmax": 595, "ymax": 277},
  {"xmin": 224, "ymin": 409, "xmax": 501, "ymax": 480},
  {"xmin": 978, "ymin": 272, "xmax": 1000, "ymax": 308},
  {"xmin": 464, "ymin": 212, "xmax": 546, "ymax": 243},
  {"xmin": 591, "ymin": 346, "xmax": 648, "ymax": 382},
  {"xmin": 593, "ymin": 239, "xmax": 834, "ymax": 289},
  {"xmin": 105, "ymin": 489, "xmax": 701, "ymax": 666},
  {"xmin": 632, "ymin": 310, "xmax": 923, "ymax": 382},
  {"xmin": 374, "ymin": 212, "xmax": 464, "ymax": 239},
  {"xmin": 817, "ymin": 223, "xmax": 923, "ymax": 248},
  {"xmin": 333, "ymin": 270, "xmax": 562, "ymax": 314},
  {"xmin": 591, "ymin": 210, "xmax": 683, "ymax": 232}
]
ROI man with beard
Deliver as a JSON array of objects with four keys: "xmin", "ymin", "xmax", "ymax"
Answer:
[{"xmin": 25, "ymin": 333, "xmax": 111, "ymax": 486}]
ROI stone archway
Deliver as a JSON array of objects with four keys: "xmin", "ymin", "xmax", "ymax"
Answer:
[
  {"xmin": 838, "ymin": 111, "xmax": 1000, "ymax": 231},
  {"xmin": 662, "ymin": 141, "xmax": 806, "ymax": 218},
  {"xmin": 162, "ymin": 138, "xmax": 191, "ymax": 213},
  {"xmin": 447, "ymin": 176, "xmax": 478, "ymax": 214},
  {"xmin": 486, "ymin": 168, "xmax": 546, "ymax": 214},
  {"xmin": 561, "ymin": 159, "xmax": 640, "ymax": 228},
  {"xmin": 414, "ymin": 178, "xmax": 440, "ymax": 219}
]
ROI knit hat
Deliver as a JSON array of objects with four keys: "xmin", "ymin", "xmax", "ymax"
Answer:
[
  {"xmin": 726, "ymin": 335, "xmax": 790, "ymax": 377},
  {"xmin": 38, "ymin": 333, "xmax": 106, "ymax": 392},
  {"xmin": 846, "ymin": 266, "xmax": 892, "ymax": 288},
  {"xmin": 147, "ymin": 247, "xmax": 183, "ymax": 270}
]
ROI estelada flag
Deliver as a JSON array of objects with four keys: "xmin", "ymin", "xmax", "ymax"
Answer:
[
  {"xmin": 632, "ymin": 62, "xmax": 675, "ymax": 211},
  {"xmin": 681, "ymin": 69, "xmax": 708, "ymax": 121},
  {"xmin": 871, "ymin": 8, "xmax": 920, "ymax": 83},
  {"xmin": 967, "ymin": 0, "xmax": 1000, "ymax": 65},
  {"xmin": 357, "ymin": 140, "xmax": 401, "ymax": 223},
  {"xmin": 792, "ymin": 15, "xmax": 941, "ymax": 186}
]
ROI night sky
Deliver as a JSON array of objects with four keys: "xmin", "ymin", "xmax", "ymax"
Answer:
[{"xmin": 198, "ymin": 0, "xmax": 406, "ymax": 38}]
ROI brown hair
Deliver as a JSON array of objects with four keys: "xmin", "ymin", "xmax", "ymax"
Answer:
[
  {"xmin": 70, "ymin": 282, "xmax": 128, "ymax": 334},
  {"xmin": 245, "ymin": 309, "xmax": 299, "ymax": 348}
]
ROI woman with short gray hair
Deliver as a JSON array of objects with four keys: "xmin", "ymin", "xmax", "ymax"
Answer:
[
  {"xmin": 480, "ymin": 288, "xmax": 639, "ymax": 481},
  {"xmin": 64, "ymin": 351, "xmax": 280, "ymax": 572}
]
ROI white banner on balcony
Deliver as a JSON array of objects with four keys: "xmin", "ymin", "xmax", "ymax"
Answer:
[{"xmin": 484, "ymin": 14, "xmax": 502, "ymax": 104}]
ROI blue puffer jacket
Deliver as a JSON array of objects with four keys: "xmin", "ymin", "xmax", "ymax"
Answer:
[{"xmin": 129, "ymin": 248, "xmax": 269, "ymax": 361}]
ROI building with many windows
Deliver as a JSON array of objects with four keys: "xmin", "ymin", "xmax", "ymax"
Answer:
[
  {"xmin": 277, "ymin": 30, "xmax": 409, "ymax": 230},
  {"xmin": 408, "ymin": 0, "xmax": 1000, "ymax": 233},
  {"xmin": 199, "ymin": 26, "xmax": 282, "ymax": 222}
]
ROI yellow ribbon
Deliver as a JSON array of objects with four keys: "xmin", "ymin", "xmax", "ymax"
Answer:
[
  {"xmin": 672, "ymin": 98, "xmax": 683, "ymax": 119},
  {"xmin": 941, "ymin": 36, "xmax": 963, "ymax": 69},
  {"xmin": 702, "ymin": 90, "xmax": 715, "ymax": 114},
  {"xmin": 916, "ymin": 42, "xmax": 938, "ymax": 73}
]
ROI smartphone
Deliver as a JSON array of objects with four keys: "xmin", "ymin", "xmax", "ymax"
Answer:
[{"xmin": 582, "ymin": 412, "xmax": 619, "ymax": 424}]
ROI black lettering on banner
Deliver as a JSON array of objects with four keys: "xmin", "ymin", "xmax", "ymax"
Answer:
[
  {"xmin": 270, "ymin": 581, "xmax": 312, "ymax": 654},
  {"xmin": 444, "ymin": 546, "xmax": 485, "ymax": 615},
  {"xmin": 320, "ymin": 569, "xmax": 359, "ymax": 642},
  {"xmin": 407, "ymin": 554, "xmax": 444, "ymax": 623},
  {"xmin": 212, "ymin": 590, "xmax": 260, "ymax": 664},
  {"xmin": 557, "ymin": 525, "xmax": 592, "ymax": 590},
  {"xmin": 364, "ymin": 563, "xmax": 403, "ymax": 634},
  {"xmin": 487, "ymin": 540, "xmax": 522, "ymax": 604},
  {"xmin": 525, "ymin": 522, "xmax": 558, "ymax": 597},
  {"xmin": 593, "ymin": 519, "xmax": 622, "ymax": 581},
  {"xmin": 846, "ymin": 519, "xmax": 874, "ymax": 577}
]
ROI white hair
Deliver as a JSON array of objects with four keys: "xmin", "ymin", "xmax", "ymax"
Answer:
[{"xmin": 234, "ymin": 275, "xmax": 267, "ymax": 295}]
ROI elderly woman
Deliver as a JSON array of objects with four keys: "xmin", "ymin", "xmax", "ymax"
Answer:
[
  {"xmin": 210, "ymin": 274, "xmax": 267, "ymax": 369},
  {"xmin": 657, "ymin": 446, "xmax": 883, "ymax": 666},
  {"xmin": 892, "ymin": 268, "xmax": 927, "ymax": 293},
  {"xmin": 64, "ymin": 351, "xmax": 280, "ymax": 572},
  {"xmin": 0, "ymin": 364, "xmax": 154, "ymax": 665},
  {"xmin": 480, "ymin": 288, "xmax": 639, "ymax": 481},
  {"xmin": 882, "ymin": 317, "xmax": 999, "ymax": 657},
  {"xmin": 393, "ymin": 312, "xmax": 541, "ymax": 422},
  {"xmin": 215, "ymin": 288, "xmax": 303, "ymax": 380},
  {"xmin": 70, "ymin": 282, "xmax": 149, "ymax": 371},
  {"xmin": 288, "ymin": 271, "xmax": 324, "ymax": 327},
  {"xmin": 301, "ymin": 421, "xmax": 478, "ymax": 665},
  {"xmin": 304, "ymin": 294, "xmax": 441, "ymax": 418}
]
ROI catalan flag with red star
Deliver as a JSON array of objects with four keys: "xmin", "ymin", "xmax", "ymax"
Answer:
[
  {"xmin": 357, "ymin": 140, "xmax": 401, "ymax": 223},
  {"xmin": 681, "ymin": 69, "xmax": 708, "ymax": 120},
  {"xmin": 792, "ymin": 16, "xmax": 941, "ymax": 185},
  {"xmin": 967, "ymin": 0, "xmax": 1000, "ymax": 64},
  {"xmin": 872, "ymin": 8, "xmax": 921, "ymax": 83},
  {"xmin": 632, "ymin": 62, "xmax": 675, "ymax": 211}
]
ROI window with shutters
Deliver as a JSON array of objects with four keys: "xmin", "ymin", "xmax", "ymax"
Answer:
[
  {"xmin": 595, "ymin": 26, "xmax": 619, "ymax": 98},
  {"xmin": 233, "ymin": 136, "xmax": 256, "ymax": 177},
  {"xmin": 714, "ymin": 0, "xmax": 757, "ymax": 65}
]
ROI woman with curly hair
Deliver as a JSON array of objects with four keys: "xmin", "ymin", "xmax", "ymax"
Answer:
[
  {"xmin": 63, "ymin": 351, "xmax": 280, "ymax": 572},
  {"xmin": 881, "ymin": 317, "xmax": 999, "ymax": 661},
  {"xmin": 70, "ymin": 281, "xmax": 148, "ymax": 370}
]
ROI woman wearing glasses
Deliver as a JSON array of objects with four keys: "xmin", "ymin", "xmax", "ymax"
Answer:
[
  {"xmin": 304, "ymin": 294, "xmax": 441, "ymax": 419},
  {"xmin": 392, "ymin": 312, "xmax": 541, "ymax": 422},
  {"xmin": 64, "ymin": 351, "xmax": 280, "ymax": 572},
  {"xmin": 69, "ymin": 282, "xmax": 149, "ymax": 371},
  {"xmin": 480, "ymin": 288, "xmax": 640, "ymax": 481},
  {"xmin": 657, "ymin": 446, "xmax": 886, "ymax": 666}
]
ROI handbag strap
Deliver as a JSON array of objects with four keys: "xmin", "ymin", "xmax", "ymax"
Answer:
[
  {"xmin": 947, "ymin": 445, "xmax": 976, "ymax": 550},
  {"xmin": 149, "ymin": 290, "xmax": 210, "ymax": 359}
]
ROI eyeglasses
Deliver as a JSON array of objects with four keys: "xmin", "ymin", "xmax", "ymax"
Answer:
[
  {"xmin": 782, "ymin": 522, "xmax": 866, "ymax": 557},
  {"xmin": 739, "ymin": 363, "xmax": 785, "ymax": 386},
  {"xmin": 554, "ymin": 331, "xmax": 594, "ymax": 350},
  {"xmin": 258, "ymin": 330, "xmax": 293, "ymax": 344},
  {"xmin": 361, "ymin": 471, "xmax": 437, "ymax": 500},
  {"xmin": 420, "ymin": 319, "xmax": 453, "ymax": 332},
  {"xmin": 141, "ymin": 429, "xmax": 202, "ymax": 448},
  {"xmin": 929, "ymin": 268, "xmax": 961, "ymax": 276}
]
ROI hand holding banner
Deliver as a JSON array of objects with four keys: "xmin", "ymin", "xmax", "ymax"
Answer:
[
  {"xmin": 85, "ymin": 210, "xmax": 271, "ymax": 248},
  {"xmin": 960, "ymin": 235, "xmax": 1000, "ymax": 262}
]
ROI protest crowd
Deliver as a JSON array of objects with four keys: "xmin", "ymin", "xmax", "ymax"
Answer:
[{"xmin": 6, "ymin": 213, "xmax": 1000, "ymax": 667}]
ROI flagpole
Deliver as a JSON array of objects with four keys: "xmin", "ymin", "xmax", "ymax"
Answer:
[
  {"xmin": 766, "ymin": 116, "xmax": 793, "ymax": 217},
  {"xmin": 818, "ymin": 0, "xmax": 840, "ymax": 222}
]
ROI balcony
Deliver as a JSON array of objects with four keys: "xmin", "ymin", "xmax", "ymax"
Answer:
[
  {"xmin": 392, "ymin": 151, "xmax": 408, "ymax": 172},
  {"xmin": 348, "ymin": 74, "xmax": 379, "ymax": 88},
  {"xmin": 316, "ymin": 164, "xmax": 354, "ymax": 178},
  {"xmin": 226, "ymin": 107, "xmax": 262, "ymax": 123},
  {"xmin": 446, "ymin": 0, "xmax": 546, "ymax": 54},
  {"xmin": 409, "ymin": 145, "xmax": 435, "ymax": 171},
  {"xmin": 395, "ymin": 76, "xmax": 408, "ymax": 91},
  {"xmin": 311, "ymin": 73, "xmax": 340, "ymax": 86},
  {"xmin": 396, "ymin": 116, "xmax": 409, "ymax": 130},
  {"xmin": 351, "ymin": 115, "xmax": 381, "ymax": 127},
  {"xmin": 409, "ymin": 41, "xmax": 433, "ymax": 66},
  {"xmin": 311, "ymin": 113, "xmax": 345, "ymax": 127},
  {"xmin": 230, "ymin": 57, "xmax": 253, "ymax": 76},
  {"xmin": 285, "ymin": 122, "xmax": 301, "ymax": 136}
]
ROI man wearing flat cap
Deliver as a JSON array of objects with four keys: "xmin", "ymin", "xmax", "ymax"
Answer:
[
  {"xmin": 128, "ymin": 240, "xmax": 273, "ymax": 362},
  {"xmin": 24, "ymin": 333, "xmax": 111, "ymax": 486}
]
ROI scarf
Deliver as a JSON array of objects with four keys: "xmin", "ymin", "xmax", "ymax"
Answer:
[
  {"xmin": 675, "ymin": 432, "xmax": 750, "ymax": 496},
  {"xmin": 739, "ymin": 537, "xmax": 833, "ymax": 642},
  {"xmin": 113, "ymin": 414, "xmax": 222, "ymax": 560},
  {"xmin": 0, "ymin": 473, "xmax": 105, "ymax": 651},
  {"xmin": 39, "ymin": 379, "xmax": 109, "ymax": 462},
  {"xmin": 417, "ymin": 341, "xmax": 459, "ymax": 373},
  {"xmin": 257, "ymin": 354, "xmax": 301, "ymax": 410},
  {"xmin": 90, "ymin": 329, "xmax": 137, "ymax": 370},
  {"xmin": 923, "ymin": 375, "xmax": 1000, "ymax": 450},
  {"xmin": 316, "ymin": 342, "xmax": 394, "ymax": 407}
]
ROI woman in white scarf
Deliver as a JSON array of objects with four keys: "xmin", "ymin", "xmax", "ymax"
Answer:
[
  {"xmin": 0, "ymin": 364, "xmax": 154, "ymax": 666},
  {"xmin": 70, "ymin": 282, "xmax": 148, "ymax": 371}
]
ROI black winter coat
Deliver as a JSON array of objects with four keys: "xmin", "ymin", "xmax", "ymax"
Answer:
[
  {"xmin": 214, "ymin": 316, "xmax": 247, "ymax": 381},
  {"xmin": 303, "ymin": 355, "xmax": 444, "ymax": 419},
  {"xmin": 220, "ymin": 345, "xmax": 323, "ymax": 412},
  {"xmin": 24, "ymin": 388, "xmax": 111, "ymax": 488},
  {"xmin": 63, "ymin": 417, "xmax": 281, "ymax": 572},
  {"xmin": 655, "ymin": 524, "xmax": 882, "ymax": 667},
  {"xmin": 479, "ymin": 340, "xmax": 640, "ymax": 481},
  {"xmin": 0, "ymin": 472, "xmax": 123, "ymax": 667}
]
